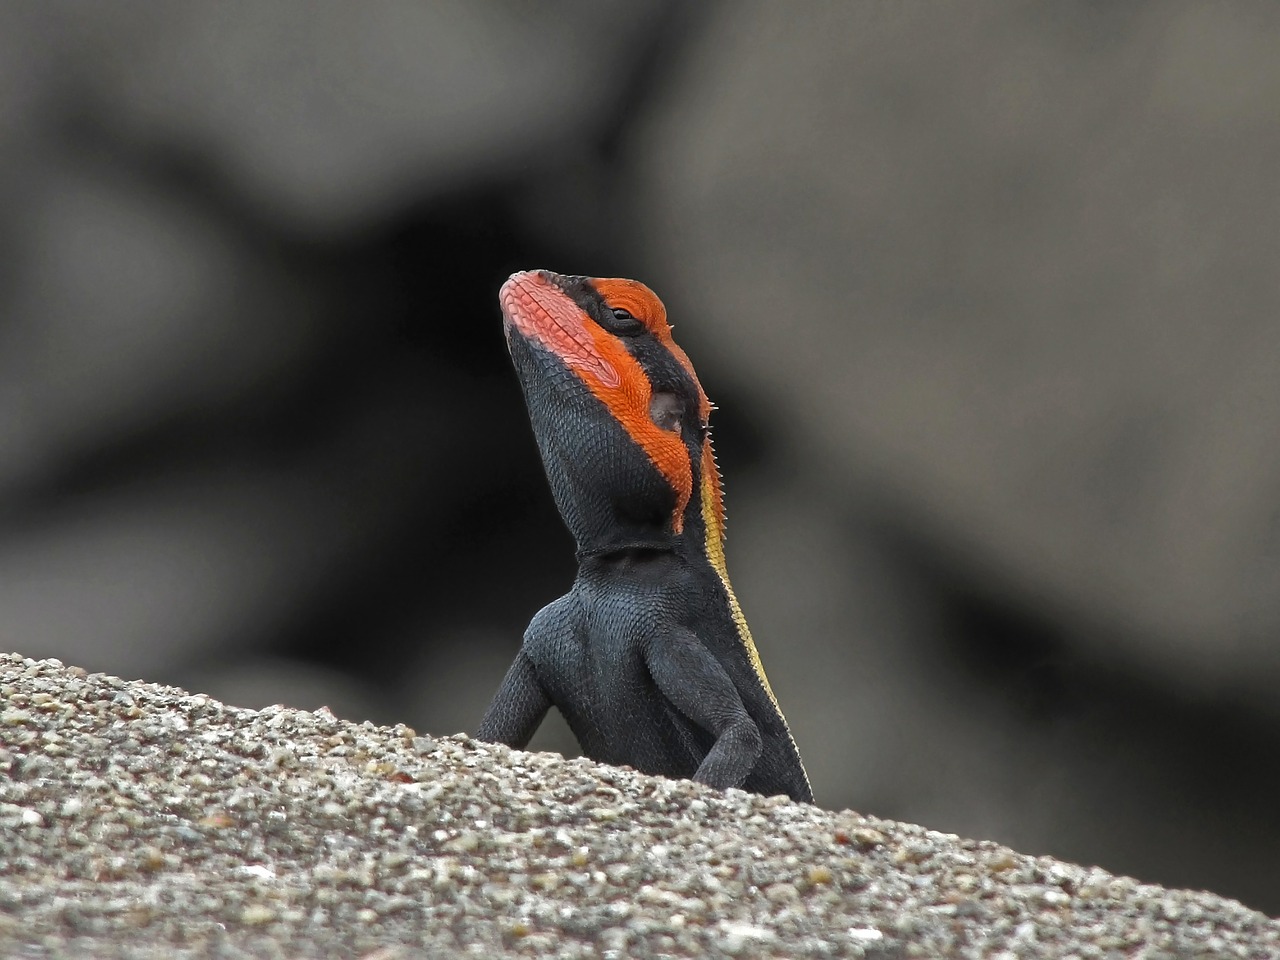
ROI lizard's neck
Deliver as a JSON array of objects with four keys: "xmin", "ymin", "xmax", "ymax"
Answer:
[
  {"xmin": 570, "ymin": 437, "xmax": 719, "ymax": 564},
  {"xmin": 575, "ymin": 537, "xmax": 677, "ymax": 562}
]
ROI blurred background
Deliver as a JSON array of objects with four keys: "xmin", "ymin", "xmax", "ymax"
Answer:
[{"xmin": 2, "ymin": 1, "xmax": 1278, "ymax": 914}]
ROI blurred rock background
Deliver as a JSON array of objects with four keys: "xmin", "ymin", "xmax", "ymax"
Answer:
[{"xmin": 2, "ymin": 1, "xmax": 1277, "ymax": 914}]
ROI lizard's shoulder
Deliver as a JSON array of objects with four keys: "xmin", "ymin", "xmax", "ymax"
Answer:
[{"xmin": 522, "ymin": 592, "xmax": 583, "ymax": 648}]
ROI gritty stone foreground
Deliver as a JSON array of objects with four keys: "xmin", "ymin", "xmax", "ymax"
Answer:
[{"xmin": 1, "ymin": 654, "xmax": 1275, "ymax": 960}]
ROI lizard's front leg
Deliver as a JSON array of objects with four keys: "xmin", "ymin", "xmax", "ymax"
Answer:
[
  {"xmin": 643, "ymin": 625, "xmax": 762, "ymax": 790},
  {"xmin": 476, "ymin": 650, "xmax": 551, "ymax": 749}
]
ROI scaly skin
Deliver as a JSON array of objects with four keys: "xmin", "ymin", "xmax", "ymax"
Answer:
[{"xmin": 477, "ymin": 270, "xmax": 812, "ymax": 803}]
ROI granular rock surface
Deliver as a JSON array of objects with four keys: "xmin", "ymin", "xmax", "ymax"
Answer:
[{"xmin": 1, "ymin": 653, "xmax": 1276, "ymax": 959}]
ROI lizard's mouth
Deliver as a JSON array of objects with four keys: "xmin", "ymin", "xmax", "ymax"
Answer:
[{"xmin": 499, "ymin": 270, "xmax": 621, "ymax": 388}]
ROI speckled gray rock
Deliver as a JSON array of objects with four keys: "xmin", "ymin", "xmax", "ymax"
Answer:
[{"xmin": 1, "ymin": 653, "xmax": 1275, "ymax": 959}]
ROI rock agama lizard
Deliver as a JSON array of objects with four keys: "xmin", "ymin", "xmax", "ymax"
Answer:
[{"xmin": 477, "ymin": 270, "xmax": 812, "ymax": 803}]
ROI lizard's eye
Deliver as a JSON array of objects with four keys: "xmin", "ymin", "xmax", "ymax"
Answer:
[
  {"xmin": 649, "ymin": 392, "xmax": 684, "ymax": 433},
  {"xmin": 601, "ymin": 306, "xmax": 644, "ymax": 336}
]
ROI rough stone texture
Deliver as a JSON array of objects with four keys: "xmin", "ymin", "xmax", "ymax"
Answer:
[{"xmin": 2, "ymin": 653, "xmax": 1275, "ymax": 960}]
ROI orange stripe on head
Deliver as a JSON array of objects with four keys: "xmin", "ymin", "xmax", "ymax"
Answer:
[
  {"xmin": 501, "ymin": 272, "xmax": 694, "ymax": 533},
  {"xmin": 501, "ymin": 273, "xmax": 621, "ymax": 388},
  {"xmin": 592, "ymin": 278, "xmax": 713, "ymax": 424}
]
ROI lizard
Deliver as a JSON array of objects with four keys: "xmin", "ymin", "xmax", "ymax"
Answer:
[{"xmin": 476, "ymin": 269, "xmax": 812, "ymax": 804}]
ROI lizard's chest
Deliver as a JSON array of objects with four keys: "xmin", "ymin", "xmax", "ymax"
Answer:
[
  {"xmin": 545, "ymin": 590, "xmax": 662, "ymax": 712},
  {"xmin": 526, "ymin": 579, "xmax": 703, "ymax": 769}
]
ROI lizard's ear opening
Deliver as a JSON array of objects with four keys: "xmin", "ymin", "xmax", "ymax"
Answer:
[{"xmin": 649, "ymin": 391, "xmax": 684, "ymax": 434}]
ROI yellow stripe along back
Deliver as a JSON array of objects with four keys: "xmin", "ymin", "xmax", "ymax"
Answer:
[{"xmin": 698, "ymin": 449, "xmax": 811, "ymax": 791}]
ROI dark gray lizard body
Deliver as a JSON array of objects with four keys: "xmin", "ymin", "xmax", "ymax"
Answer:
[{"xmin": 476, "ymin": 270, "xmax": 811, "ymax": 803}]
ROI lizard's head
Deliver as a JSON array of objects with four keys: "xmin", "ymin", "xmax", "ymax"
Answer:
[{"xmin": 500, "ymin": 269, "xmax": 723, "ymax": 555}]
